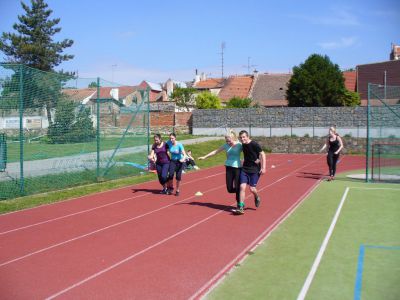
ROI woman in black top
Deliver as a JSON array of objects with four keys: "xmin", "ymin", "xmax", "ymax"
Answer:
[{"xmin": 320, "ymin": 126, "xmax": 344, "ymax": 181}]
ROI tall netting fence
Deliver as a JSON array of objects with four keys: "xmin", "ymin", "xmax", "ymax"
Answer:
[
  {"xmin": 0, "ymin": 63, "xmax": 150, "ymax": 199},
  {"xmin": 367, "ymin": 83, "xmax": 400, "ymax": 182}
]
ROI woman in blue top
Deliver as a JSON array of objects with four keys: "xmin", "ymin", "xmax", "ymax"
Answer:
[
  {"xmin": 166, "ymin": 133, "xmax": 188, "ymax": 196},
  {"xmin": 199, "ymin": 129, "xmax": 242, "ymax": 208}
]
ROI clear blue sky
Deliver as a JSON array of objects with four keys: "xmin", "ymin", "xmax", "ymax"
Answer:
[{"xmin": 1, "ymin": 0, "xmax": 399, "ymax": 85}]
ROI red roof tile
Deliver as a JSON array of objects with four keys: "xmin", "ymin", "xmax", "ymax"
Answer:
[
  {"xmin": 62, "ymin": 88, "xmax": 96, "ymax": 102},
  {"xmin": 193, "ymin": 78, "xmax": 224, "ymax": 89},
  {"xmin": 218, "ymin": 76, "xmax": 253, "ymax": 101},
  {"xmin": 90, "ymin": 86, "xmax": 138, "ymax": 100},
  {"xmin": 343, "ymin": 71, "xmax": 357, "ymax": 92}
]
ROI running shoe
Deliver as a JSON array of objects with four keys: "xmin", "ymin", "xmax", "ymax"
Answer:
[
  {"xmin": 175, "ymin": 190, "xmax": 180, "ymax": 196},
  {"xmin": 236, "ymin": 206, "xmax": 245, "ymax": 215},
  {"xmin": 167, "ymin": 188, "xmax": 173, "ymax": 195},
  {"xmin": 160, "ymin": 188, "xmax": 168, "ymax": 194},
  {"xmin": 255, "ymin": 195, "xmax": 261, "ymax": 208},
  {"xmin": 232, "ymin": 206, "xmax": 245, "ymax": 215}
]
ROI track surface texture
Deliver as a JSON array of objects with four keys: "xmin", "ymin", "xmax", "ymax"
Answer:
[{"xmin": 0, "ymin": 154, "xmax": 365, "ymax": 299}]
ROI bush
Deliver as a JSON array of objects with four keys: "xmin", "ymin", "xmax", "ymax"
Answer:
[
  {"xmin": 196, "ymin": 92, "xmax": 222, "ymax": 109},
  {"xmin": 47, "ymin": 101, "xmax": 95, "ymax": 143},
  {"xmin": 226, "ymin": 97, "xmax": 252, "ymax": 108}
]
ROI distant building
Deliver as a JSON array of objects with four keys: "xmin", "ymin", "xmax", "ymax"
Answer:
[
  {"xmin": 342, "ymin": 71, "xmax": 357, "ymax": 92},
  {"xmin": 218, "ymin": 75, "xmax": 254, "ymax": 103},
  {"xmin": 192, "ymin": 73, "xmax": 224, "ymax": 96},
  {"xmin": 138, "ymin": 81, "xmax": 164, "ymax": 102},
  {"xmin": 356, "ymin": 60, "xmax": 400, "ymax": 101},
  {"xmin": 249, "ymin": 73, "xmax": 291, "ymax": 106},
  {"xmin": 390, "ymin": 43, "xmax": 400, "ymax": 60}
]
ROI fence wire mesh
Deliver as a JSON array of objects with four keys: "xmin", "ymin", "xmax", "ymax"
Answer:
[
  {"xmin": 0, "ymin": 63, "xmax": 150, "ymax": 199},
  {"xmin": 367, "ymin": 83, "xmax": 400, "ymax": 182}
]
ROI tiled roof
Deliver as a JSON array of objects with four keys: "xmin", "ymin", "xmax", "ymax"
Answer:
[
  {"xmin": 89, "ymin": 86, "xmax": 138, "ymax": 100},
  {"xmin": 146, "ymin": 81, "xmax": 163, "ymax": 92},
  {"xmin": 193, "ymin": 78, "xmax": 224, "ymax": 89},
  {"xmin": 62, "ymin": 88, "xmax": 96, "ymax": 102},
  {"xmin": 250, "ymin": 74, "xmax": 291, "ymax": 104},
  {"xmin": 343, "ymin": 71, "xmax": 356, "ymax": 92},
  {"xmin": 218, "ymin": 76, "xmax": 253, "ymax": 101},
  {"xmin": 253, "ymin": 99, "xmax": 288, "ymax": 107}
]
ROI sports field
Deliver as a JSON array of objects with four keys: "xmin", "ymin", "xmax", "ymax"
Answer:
[
  {"xmin": 0, "ymin": 152, "xmax": 398, "ymax": 299},
  {"xmin": 207, "ymin": 175, "xmax": 400, "ymax": 300}
]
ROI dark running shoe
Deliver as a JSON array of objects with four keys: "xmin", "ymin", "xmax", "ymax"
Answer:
[
  {"xmin": 175, "ymin": 190, "xmax": 180, "ymax": 196},
  {"xmin": 167, "ymin": 188, "xmax": 173, "ymax": 195},
  {"xmin": 160, "ymin": 188, "xmax": 168, "ymax": 194},
  {"xmin": 255, "ymin": 195, "xmax": 261, "ymax": 208}
]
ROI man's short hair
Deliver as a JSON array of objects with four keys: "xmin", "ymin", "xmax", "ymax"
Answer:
[{"xmin": 239, "ymin": 130, "xmax": 249, "ymax": 137}]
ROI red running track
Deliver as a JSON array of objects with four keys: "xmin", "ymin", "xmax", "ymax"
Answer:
[{"xmin": 0, "ymin": 154, "xmax": 365, "ymax": 299}]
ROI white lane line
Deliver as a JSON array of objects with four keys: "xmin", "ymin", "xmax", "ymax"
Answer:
[
  {"xmin": 296, "ymin": 187, "xmax": 350, "ymax": 300},
  {"xmin": 0, "ymin": 171, "xmax": 225, "ymax": 235},
  {"xmin": 45, "ymin": 156, "xmax": 323, "ymax": 299},
  {"xmin": 194, "ymin": 179, "xmax": 322, "ymax": 300},
  {"xmin": 0, "ymin": 184, "xmax": 224, "ymax": 267}
]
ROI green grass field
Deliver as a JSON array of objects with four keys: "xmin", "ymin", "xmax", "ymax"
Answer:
[
  {"xmin": 207, "ymin": 175, "xmax": 400, "ymax": 300},
  {"xmin": 5, "ymin": 134, "xmax": 196, "ymax": 162}
]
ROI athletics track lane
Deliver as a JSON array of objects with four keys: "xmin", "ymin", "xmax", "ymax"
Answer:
[{"xmin": 0, "ymin": 154, "xmax": 365, "ymax": 299}]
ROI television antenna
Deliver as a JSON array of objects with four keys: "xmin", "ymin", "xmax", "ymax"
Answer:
[
  {"xmin": 219, "ymin": 42, "xmax": 226, "ymax": 78},
  {"xmin": 242, "ymin": 57, "xmax": 257, "ymax": 74}
]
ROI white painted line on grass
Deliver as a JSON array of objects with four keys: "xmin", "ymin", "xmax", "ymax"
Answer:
[
  {"xmin": 296, "ymin": 187, "xmax": 350, "ymax": 300},
  {"xmin": 348, "ymin": 187, "xmax": 400, "ymax": 191},
  {"xmin": 195, "ymin": 179, "xmax": 322, "ymax": 300}
]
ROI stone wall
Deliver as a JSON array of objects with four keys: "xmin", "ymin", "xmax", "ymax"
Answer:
[
  {"xmin": 192, "ymin": 106, "xmax": 400, "ymax": 128},
  {"xmin": 256, "ymin": 136, "xmax": 366, "ymax": 154}
]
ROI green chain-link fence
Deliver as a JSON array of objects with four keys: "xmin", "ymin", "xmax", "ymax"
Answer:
[
  {"xmin": 0, "ymin": 63, "xmax": 150, "ymax": 199},
  {"xmin": 366, "ymin": 83, "xmax": 400, "ymax": 182}
]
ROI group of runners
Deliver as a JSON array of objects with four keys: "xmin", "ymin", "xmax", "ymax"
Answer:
[
  {"xmin": 149, "ymin": 127, "xmax": 342, "ymax": 215},
  {"xmin": 149, "ymin": 130, "xmax": 266, "ymax": 215}
]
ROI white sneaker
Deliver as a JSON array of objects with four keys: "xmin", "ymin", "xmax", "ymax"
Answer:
[{"xmin": 193, "ymin": 165, "xmax": 199, "ymax": 170}]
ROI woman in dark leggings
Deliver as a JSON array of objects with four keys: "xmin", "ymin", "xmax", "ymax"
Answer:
[
  {"xmin": 148, "ymin": 134, "xmax": 170, "ymax": 193},
  {"xmin": 199, "ymin": 130, "xmax": 242, "ymax": 208},
  {"xmin": 320, "ymin": 126, "xmax": 344, "ymax": 181},
  {"xmin": 166, "ymin": 133, "xmax": 188, "ymax": 196}
]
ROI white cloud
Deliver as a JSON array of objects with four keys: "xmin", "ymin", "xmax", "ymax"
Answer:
[
  {"xmin": 318, "ymin": 37, "xmax": 357, "ymax": 50},
  {"xmin": 115, "ymin": 31, "xmax": 136, "ymax": 40},
  {"xmin": 291, "ymin": 7, "xmax": 360, "ymax": 26}
]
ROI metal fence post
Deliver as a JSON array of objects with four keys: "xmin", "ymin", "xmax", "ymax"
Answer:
[
  {"xmin": 19, "ymin": 65, "xmax": 25, "ymax": 195},
  {"xmin": 96, "ymin": 77, "xmax": 100, "ymax": 179}
]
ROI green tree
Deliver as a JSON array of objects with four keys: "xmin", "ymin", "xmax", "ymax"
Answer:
[
  {"xmin": 342, "ymin": 90, "xmax": 361, "ymax": 106},
  {"xmin": 195, "ymin": 92, "xmax": 222, "ymax": 109},
  {"xmin": 0, "ymin": 0, "xmax": 74, "ymax": 71},
  {"xmin": 287, "ymin": 54, "xmax": 348, "ymax": 107},
  {"xmin": 226, "ymin": 97, "xmax": 252, "ymax": 108},
  {"xmin": 47, "ymin": 100, "xmax": 95, "ymax": 144},
  {"xmin": 88, "ymin": 81, "xmax": 98, "ymax": 88},
  {"xmin": 69, "ymin": 107, "xmax": 95, "ymax": 142},
  {"xmin": 170, "ymin": 87, "xmax": 197, "ymax": 111},
  {"xmin": 0, "ymin": 0, "xmax": 74, "ymax": 124},
  {"xmin": 47, "ymin": 100, "xmax": 75, "ymax": 144}
]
